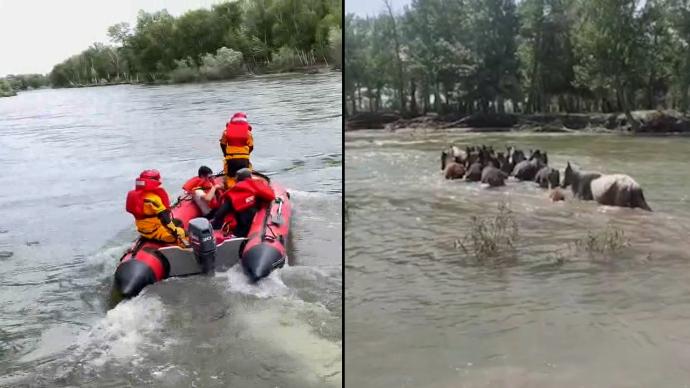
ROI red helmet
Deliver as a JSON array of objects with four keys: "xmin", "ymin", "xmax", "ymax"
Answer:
[
  {"xmin": 230, "ymin": 112, "xmax": 248, "ymax": 123},
  {"xmin": 139, "ymin": 169, "xmax": 161, "ymax": 181}
]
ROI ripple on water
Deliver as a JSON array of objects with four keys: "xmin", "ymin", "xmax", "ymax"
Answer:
[
  {"xmin": 0, "ymin": 73, "xmax": 341, "ymax": 386},
  {"xmin": 346, "ymin": 131, "xmax": 690, "ymax": 387}
]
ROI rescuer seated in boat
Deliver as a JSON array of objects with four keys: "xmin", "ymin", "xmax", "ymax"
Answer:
[
  {"xmin": 211, "ymin": 168, "xmax": 276, "ymax": 237},
  {"xmin": 182, "ymin": 166, "xmax": 223, "ymax": 219},
  {"xmin": 220, "ymin": 112, "xmax": 253, "ymax": 188},
  {"xmin": 126, "ymin": 169, "xmax": 188, "ymax": 246}
]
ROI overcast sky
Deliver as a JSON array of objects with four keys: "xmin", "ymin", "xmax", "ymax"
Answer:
[
  {"xmin": 0, "ymin": 0, "xmax": 225, "ymax": 77},
  {"xmin": 344, "ymin": 0, "xmax": 410, "ymax": 17}
]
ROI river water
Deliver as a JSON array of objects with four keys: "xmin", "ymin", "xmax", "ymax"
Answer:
[
  {"xmin": 0, "ymin": 73, "xmax": 342, "ymax": 387},
  {"xmin": 346, "ymin": 129, "xmax": 690, "ymax": 387}
]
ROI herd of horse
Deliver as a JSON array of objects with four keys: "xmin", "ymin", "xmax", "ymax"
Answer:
[{"xmin": 441, "ymin": 144, "xmax": 652, "ymax": 211}]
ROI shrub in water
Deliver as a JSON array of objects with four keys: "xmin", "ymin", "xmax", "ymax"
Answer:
[
  {"xmin": 573, "ymin": 225, "xmax": 630, "ymax": 256},
  {"xmin": 456, "ymin": 202, "xmax": 519, "ymax": 262}
]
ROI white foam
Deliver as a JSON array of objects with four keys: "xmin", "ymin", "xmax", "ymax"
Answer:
[
  {"xmin": 221, "ymin": 264, "xmax": 291, "ymax": 299},
  {"xmin": 288, "ymin": 189, "xmax": 336, "ymax": 199},
  {"xmin": 373, "ymin": 139, "xmax": 431, "ymax": 147},
  {"xmin": 84, "ymin": 243, "xmax": 131, "ymax": 273},
  {"xmin": 279, "ymin": 264, "xmax": 337, "ymax": 286},
  {"xmin": 76, "ymin": 294, "xmax": 169, "ymax": 368}
]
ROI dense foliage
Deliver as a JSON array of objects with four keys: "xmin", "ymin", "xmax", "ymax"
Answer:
[
  {"xmin": 345, "ymin": 0, "xmax": 690, "ymax": 116},
  {"xmin": 0, "ymin": 74, "xmax": 50, "ymax": 97},
  {"xmin": 49, "ymin": 0, "xmax": 342, "ymax": 87},
  {"xmin": 0, "ymin": 80, "xmax": 15, "ymax": 97}
]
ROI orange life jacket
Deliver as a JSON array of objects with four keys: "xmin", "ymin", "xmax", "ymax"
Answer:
[
  {"xmin": 223, "ymin": 179, "xmax": 276, "ymax": 213},
  {"xmin": 125, "ymin": 177, "xmax": 184, "ymax": 243},
  {"xmin": 182, "ymin": 176, "xmax": 221, "ymax": 209},
  {"xmin": 222, "ymin": 121, "xmax": 253, "ymax": 159},
  {"xmin": 126, "ymin": 177, "xmax": 171, "ymax": 219},
  {"xmin": 182, "ymin": 176, "xmax": 214, "ymax": 193}
]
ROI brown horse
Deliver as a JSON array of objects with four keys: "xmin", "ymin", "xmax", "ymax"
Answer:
[
  {"xmin": 441, "ymin": 146, "xmax": 466, "ymax": 179},
  {"xmin": 481, "ymin": 165, "xmax": 508, "ymax": 187},
  {"xmin": 562, "ymin": 162, "xmax": 652, "ymax": 211},
  {"xmin": 535, "ymin": 166, "xmax": 560, "ymax": 189},
  {"xmin": 496, "ymin": 152, "xmax": 512, "ymax": 175},
  {"xmin": 512, "ymin": 150, "xmax": 546, "ymax": 181},
  {"xmin": 465, "ymin": 161, "xmax": 483, "ymax": 182},
  {"xmin": 444, "ymin": 163, "xmax": 466, "ymax": 179}
]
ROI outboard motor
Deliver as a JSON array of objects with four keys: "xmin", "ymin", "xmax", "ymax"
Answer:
[{"xmin": 188, "ymin": 217, "xmax": 216, "ymax": 274}]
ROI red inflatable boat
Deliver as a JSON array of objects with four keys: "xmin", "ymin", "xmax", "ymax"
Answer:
[{"xmin": 113, "ymin": 172, "xmax": 292, "ymax": 298}]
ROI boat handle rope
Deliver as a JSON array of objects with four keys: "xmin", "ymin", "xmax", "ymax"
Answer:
[
  {"xmin": 259, "ymin": 201, "xmax": 273, "ymax": 242},
  {"xmin": 260, "ymin": 197, "xmax": 284, "ymax": 242},
  {"xmin": 172, "ymin": 194, "xmax": 193, "ymax": 207}
]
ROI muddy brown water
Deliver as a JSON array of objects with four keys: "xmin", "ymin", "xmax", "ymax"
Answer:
[{"xmin": 346, "ymin": 130, "xmax": 690, "ymax": 387}]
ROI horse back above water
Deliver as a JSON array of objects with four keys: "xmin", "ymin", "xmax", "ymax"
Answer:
[
  {"xmin": 562, "ymin": 162, "xmax": 652, "ymax": 211},
  {"xmin": 591, "ymin": 174, "xmax": 652, "ymax": 211}
]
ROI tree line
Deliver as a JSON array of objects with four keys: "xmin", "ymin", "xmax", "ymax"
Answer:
[
  {"xmin": 48, "ymin": 0, "xmax": 341, "ymax": 87},
  {"xmin": 345, "ymin": 0, "xmax": 690, "ymax": 120},
  {"xmin": 0, "ymin": 74, "xmax": 50, "ymax": 97}
]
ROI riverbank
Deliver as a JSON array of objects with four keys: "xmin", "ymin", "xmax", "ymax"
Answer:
[
  {"xmin": 0, "ymin": 66, "xmax": 337, "ymax": 96},
  {"xmin": 345, "ymin": 110, "xmax": 690, "ymax": 134},
  {"xmin": 48, "ymin": 64, "xmax": 337, "ymax": 90}
]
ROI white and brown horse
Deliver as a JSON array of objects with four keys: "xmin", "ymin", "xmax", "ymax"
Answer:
[{"xmin": 562, "ymin": 162, "xmax": 652, "ymax": 211}]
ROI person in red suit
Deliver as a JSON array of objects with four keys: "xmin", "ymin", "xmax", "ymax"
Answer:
[
  {"xmin": 211, "ymin": 168, "xmax": 275, "ymax": 237},
  {"xmin": 219, "ymin": 112, "xmax": 253, "ymax": 188}
]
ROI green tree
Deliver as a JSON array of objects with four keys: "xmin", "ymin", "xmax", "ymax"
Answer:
[
  {"xmin": 573, "ymin": 0, "xmax": 644, "ymax": 127},
  {"xmin": 49, "ymin": 0, "xmax": 341, "ymax": 88},
  {"xmin": 668, "ymin": 0, "xmax": 690, "ymax": 111}
]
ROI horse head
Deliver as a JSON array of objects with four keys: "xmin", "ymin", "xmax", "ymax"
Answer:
[
  {"xmin": 441, "ymin": 146, "xmax": 458, "ymax": 171},
  {"xmin": 548, "ymin": 168, "xmax": 560, "ymax": 189},
  {"xmin": 511, "ymin": 149, "xmax": 526, "ymax": 165},
  {"xmin": 528, "ymin": 149, "xmax": 541, "ymax": 161},
  {"xmin": 487, "ymin": 156, "xmax": 500, "ymax": 168},
  {"xmin": 562, "ymin": 161, "xmax": 574, "ymax": 188},
  {"xmin": 466, "ymin": 151, "xmax": 479, "ymax": 167}
]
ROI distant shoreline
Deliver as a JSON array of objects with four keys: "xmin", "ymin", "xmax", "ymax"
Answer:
[
  {"xmin": 1, "ymin": 66, "xmax": 338, "ymax": 96},
  {"xmin": 345, "ymin": 110, "xmax": 690, "ymax": 135}
]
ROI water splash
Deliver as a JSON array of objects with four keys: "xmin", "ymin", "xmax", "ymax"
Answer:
[
  {"xmin": 75, "ymin": 294, "xmax": 169, "ymax": 368},
  {"xmin": 288, "ymin": 189, "xmax": 338, "ymax": 199},
  {"xmin": 221, "ymin": 264, "xmax": 291, "ymax": 299}
]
